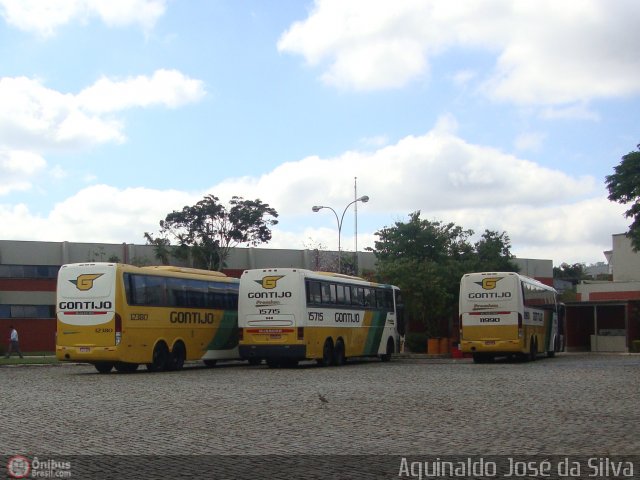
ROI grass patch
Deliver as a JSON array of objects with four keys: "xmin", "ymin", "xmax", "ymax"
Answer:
[{"xmin": 0, "ymin": 354, "xmax": 59, "ymax": 366}]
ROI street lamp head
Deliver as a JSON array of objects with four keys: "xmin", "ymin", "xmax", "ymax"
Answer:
[
  {"xmin": 358, "ymin": 195, "xmax": 369, "ymax": 203},
  {"xmin": 312, "ymin": 206, "xmax": 323, "ymax": 212}
]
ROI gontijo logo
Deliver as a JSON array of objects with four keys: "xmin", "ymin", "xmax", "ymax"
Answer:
[
  {"xmin": 255, "ymin": 275, "xmax": 284, "ymax": 289},
  {"xmin": 70, "ymin": 273, "xmax": 103, "ymax": 291},
  {"xmin": 475, "ymin": 277, "xmax": 503, "ymax": 290}
]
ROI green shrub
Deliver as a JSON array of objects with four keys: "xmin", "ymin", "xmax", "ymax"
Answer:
[{"xmin": 405, "ymin": 332, "xmax": 428, "ymax": 353}]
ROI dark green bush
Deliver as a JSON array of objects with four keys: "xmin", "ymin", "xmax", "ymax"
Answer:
[{"xmin": 405, "ymin": 332, "xmax": 428, "ymax": 353}]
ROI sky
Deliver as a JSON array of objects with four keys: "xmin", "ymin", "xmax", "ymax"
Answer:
[{"xmin": 0, "ymin": 0, "xmax": 639, "ymax": 267}]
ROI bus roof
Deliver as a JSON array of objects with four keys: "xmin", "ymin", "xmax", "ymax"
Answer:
[{"xmin": 461, "ymin": 271, "xmax": 556, "ymax": 293}]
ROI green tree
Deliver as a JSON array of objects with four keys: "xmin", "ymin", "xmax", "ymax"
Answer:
[
  {"xmin": 553, "ymin": 262, "xmax": 586, "ymax": 285},
  {"xmin": 150, "ymin": 195, "xmax": 278, "ymax": 270},
  {"xmin": 473, "ymin": 230, "xmax": 519, "ymax": 272},
  {"xmin": 370, "ymin": 212, "xmax": 517, "ymax": 337},
  {"xmin": 606, "ymin": 144, "xmax": 640, "ymax": 250},
  {"xmin": 370, "ymin": 212, "xmax": 474, "ymax": 335}
]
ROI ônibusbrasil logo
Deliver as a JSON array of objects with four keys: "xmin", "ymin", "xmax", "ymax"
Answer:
[
  {"xmin": 6, "ymin": 455, "xmax": 72, "ymax": 479},
  {"xmin": 7, "ymin": 456, "xmax": 30, "ymax": 479}
]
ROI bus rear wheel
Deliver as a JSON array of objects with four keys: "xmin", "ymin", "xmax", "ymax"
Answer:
[
  {"xmin": 94, "ymin": 362, "xmax": 114, "ymax": 374},
  {"xmin": 529, "ymin": 339, "xmax": 537, "ymax": 362},
  {"xmin": 147, "ymin": 342, "xmax": 169, "ymax": 372},
  {"xmin": 333, "ymin": 339, "xmax": 346, "ymax": 366},
  {"xmin": 317, "ymin": 338, "xmax": 334, "ymax": 367},
  {"xmin": 169, "ymin": 342, "xmax": 186, "ymax": 371}
]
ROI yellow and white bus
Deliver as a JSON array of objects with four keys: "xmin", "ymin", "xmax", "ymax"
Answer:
[
  {"xmin": 56, "ymin": 262, "xmax": 240, "ymax": 373},
  {"xmin": 238, "ymin": 268, "xmax": 405, "ymax": 367},
  {"xmin": 459, "ymin": 271, "xmax": 563, "ymax": 363}
]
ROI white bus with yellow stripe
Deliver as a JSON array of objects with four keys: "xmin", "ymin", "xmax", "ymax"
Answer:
[
  {"xmin": 56, "ymin": 263, "xmax": 240, "ymax": 373},
  {"xmin": 459, "ymin": 272, "xmax": 563, "ymax": 363},
  {"xmin": 238, "ymin": 268, "xmax": 405, "ymax": 367}
]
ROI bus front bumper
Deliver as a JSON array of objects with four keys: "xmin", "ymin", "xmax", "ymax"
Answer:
[
  {"xmin": 460, "ymin": 340, "xmax": 523, "ymax": 354},
  {"xmin": 239, "ymin": 344, "xmax": 306, "ymax": 360}
]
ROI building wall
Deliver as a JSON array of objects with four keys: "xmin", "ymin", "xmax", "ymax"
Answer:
[{"xmin": 611, "ymin": 233, "xmax": 640, "ymax": 282}]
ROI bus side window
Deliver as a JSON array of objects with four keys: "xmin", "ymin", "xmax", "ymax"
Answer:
[
  {"xmin": 336, "ymin": 284, "xmax": 346, "ymax": 305},
  {"xmin": 307, "ymin": 281, "xmax": 322, "ymax": 305},
  {"xmin": 321, "ymin": 282, "xmax": 336, "ymax": 304},
  {"xmin": 363, "ymin": 288, "xmax": 374, "ymax": 308},
  {"xmin": 351, "ymin": 286, "xmax": 364, "ymax": 306}
]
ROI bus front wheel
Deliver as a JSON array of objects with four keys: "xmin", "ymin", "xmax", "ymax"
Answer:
[{"xmin": 380, "ymin": 337, "xmax": 394, "ymax": 362}]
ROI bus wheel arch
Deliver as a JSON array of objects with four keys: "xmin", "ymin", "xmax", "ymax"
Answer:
[
  {"xmin": 147, "ymin": 340, "xmax": 170, "ymax": 372},
  {"xmin": 333, "ymin": 337, "xmax": 346, "ymax": 366},
  {"xmin": 317, "ymin": 337, "xmax": 334, "ymax": 367},
  {"xmin": 380, "ymin": 336, "xmax": 394, "ymax": 362},
  {"xmin": 170, "ymin": 340, "xmax": 186, "ymax": 371}
]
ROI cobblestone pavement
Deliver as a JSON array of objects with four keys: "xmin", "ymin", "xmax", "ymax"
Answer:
[{"xmin": 1, "ymin": 353, "xmax": 638, "ymax": 459}]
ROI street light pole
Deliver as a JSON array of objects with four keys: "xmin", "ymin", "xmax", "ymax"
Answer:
[{"xmin": 312, "ymin": 195, "xmax": 369, "ymax": 273}]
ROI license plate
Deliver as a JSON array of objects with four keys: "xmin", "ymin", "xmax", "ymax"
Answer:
[
  {"xmin": 269, "ymin": 335, "xmax": 282, "ymax": 339},
  {"xmin": 485, "ymin": 341, "xmax": 495, "ymax": 345},
  {"xmin": 79, "ymin": 347, "xmax": 90, "ymax": 353}
]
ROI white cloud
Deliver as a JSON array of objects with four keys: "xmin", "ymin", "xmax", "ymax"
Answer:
[
  {"xmin": 0, "ymin": 71, "xmax": 205, "ymax": 151},
  {"xmin": 0, "ymin": 149, "xmax": 46, "ymax": 195},
  {"xmin": 278, "ymin": 0, "xmax": 640, "ymax": 105},
  {"xmin": 0, "ymin": 0, "xmax": 166, "ymax": 36},
  {"xmin": 514, "ymin": 132, "xmax": 546, "ymax": 152},
  {"xmin": 0, "ymin": 120, "xmax": 625, "ymax": 265},
  {"xmin": 77, "ymin": 70, "xmax": 206, "ymax": 113}
]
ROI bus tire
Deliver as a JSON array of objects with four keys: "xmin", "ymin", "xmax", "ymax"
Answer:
[
  {"xmin": 147, "ymin": 341, "xmax": 170, "ymax": 372},
  {"xmin": 203, "ymin": 359, "xmax": 217, "ymax": 368},
  {"xmin": 380, "ymin": 337, "xmax": 394, "ymax": 362},
  {"xmin": 529, "ymin": 338, "xmax": 537, "ymax": 362},
  {"xmin": 114, "ymin": 362, "xmax": 138, "ymax": 373},
  {"xmin": 333, "ymin": 338, "xmax": 346, "ymax": 366},
  {"xmin": 94, "ymin": 362, "xmax": 114, "ymax": 374},
  {"xmin": 317, "ymin": 338, "xmax": 334, "ymax": 367},
  {"xmin": 170, "ymin": 342, "xmax": 186, "ymax": 371}
]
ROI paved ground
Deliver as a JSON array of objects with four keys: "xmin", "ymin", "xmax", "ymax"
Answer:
[{"xmin": 1, "ymin": 353, "xmax": 638, "ymax": 478}]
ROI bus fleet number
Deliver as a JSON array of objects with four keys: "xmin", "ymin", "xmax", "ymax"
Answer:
[{"xmin": 308, "ymin": 312, "xmax": 324, "ymax": 322}]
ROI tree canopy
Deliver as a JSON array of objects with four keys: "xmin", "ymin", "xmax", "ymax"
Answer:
[
  {"xmin": 606, "ymin": 144, "xmax": 640, "ymax": 250},
  {"xmin": 369, "ymin": 211, "xmax": 518, "ymax": 335},
  {"xmin": 146, "ymin": 195, "xmax": 278, "ymax": 270}
]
